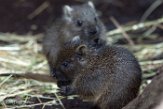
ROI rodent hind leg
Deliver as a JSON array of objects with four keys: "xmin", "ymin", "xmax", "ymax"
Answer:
[
  {"xmin": 72, "ymin": 71, "xmax": 107, "ymax": 97},
  {"xmin": 96, "ymin": 90, "xmax": 127, "ymax": 109}
]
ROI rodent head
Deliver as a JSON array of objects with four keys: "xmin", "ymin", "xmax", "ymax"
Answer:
[
  {"xmin": 59, "ymin": 44, "xmax": 88, "ymax": 68},
  {"xmin": 52, "ymin": 40, "xmax": 83, "ymax": 80},
  {"xmin": 54, "ymin": 40, "xmax": 104, "ymax": 88},
  {"xmin": 63, "ymin": 1, "xmax": 105, "ymax": 43},
  {"xmin": 53, "ymin": 41, "xmax": 89, "ymax": 84}
]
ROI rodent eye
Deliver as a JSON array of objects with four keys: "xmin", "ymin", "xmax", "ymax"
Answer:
[
  {"xmin": 94, "ymin": 17, "xmax": 97, "ymax": 22},
  {"xmin": 76, "ymin": 20, "xmax": 83, "ymax": 27},
  {"xmin": 62, "ymin": 61, "xmax": 69, "ymax": 68}
]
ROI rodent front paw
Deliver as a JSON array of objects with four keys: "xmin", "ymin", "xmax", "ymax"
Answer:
[{"xmin": 60, "ymin": 86, "xmax": 75, "ymax": 96}]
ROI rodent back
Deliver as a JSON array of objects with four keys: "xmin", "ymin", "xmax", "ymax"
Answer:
[
  {"xmin": 54, "ymin": 43, "xmax": 142, "ymax": 86},
  {"xmin": 73, "ymin": 45, "xmax": 142, "ymax": 109}
]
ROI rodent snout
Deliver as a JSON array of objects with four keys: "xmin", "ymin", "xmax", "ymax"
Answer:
[
  {"xmin": 51, "ymin": 68, "xmax": 67, "ymax": 81},
  {"xmin": 88, "ymin": 26, "xmax": 99, "ymax": 35}
]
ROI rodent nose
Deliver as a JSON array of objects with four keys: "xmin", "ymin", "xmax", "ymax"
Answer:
[
  {"xmin": 89, "ymin": 29, "xmax": 97, "ymax": 35},
  {"xmin": 89, "ymin": 26, "xmax": 99, "ymax": 35},
  {"xmin": 51, "ymin": 68, "xmax": 67, "ymax": 81}
]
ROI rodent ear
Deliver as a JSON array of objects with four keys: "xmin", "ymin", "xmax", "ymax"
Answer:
[
  {"xmin": 63, "ymin": 5, "xmax": 73, "ymax": 22},
  {"xmin": 76, "ymin": 44, "xmax": 87, "ymax": 56},
  {"xmin": 87, "ymin": 1, "xmax": 95, "ymax": 9}
]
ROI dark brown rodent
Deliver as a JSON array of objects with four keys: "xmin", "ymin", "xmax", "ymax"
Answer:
[
  {"xmin": 42, "ymin": 2, "xmax": 107, "ymax": 76},
  {"xmin": 54, "ymin": 41, "xmax": 142, "ymax": 109}
]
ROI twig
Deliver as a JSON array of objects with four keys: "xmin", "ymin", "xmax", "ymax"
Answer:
[
  {"xmin": 0, "ymin": 75, "xmax": 12, "ymax": 87},
  {"xmin": 28, "ymin": 1, "xmax": 50, "ymax": 19},
  {"xmin": 157, "ymin": 24, "xmax": 163, "ymax": 30},
  {"xmin": 0, "ymin": 57, "xmax": 29, "ymax": 66},
  {"xmin": 141, "ymin": 0, "xmax": 163, "ymax": 22},
  {"xmin": 0, "ymin": 89, "xmax": 33, "ymax": 103},
  {"xmin": 24, "ymin": 94, "xmax": 55, "ymax": 100},
  {"xmin": 0, "ymin": 33, "xmax": 43, "ymax": 43},
  {"xmin": 107, "ymin": 17, "xmax": 163, "ymax": 36},
  {"xmin": 143, "ymin": 25, "xmax": 157, "ymax": 36},
  {"xmin": 31, "ymin": 61, "xmax": 47, "ymax": 70},
  {"xmin": 54, "ymin": 92, "xmax": 66, "ymax": 109},
  {"xmin": 110, "ymin": 17, "xmax": 134, "ymax": 45},
  {"xmin": 143, "ymin": 73, "xmax": 158, "ymax": 80},
  {"xmin": 5, "ymin": 100, "xmax": 56, "ymax": 109},
  {"xmin": 0, "ymin": 46, "xmax": 20, "ymax": 51},
  {"xmin": 140, "ymin": 59, "xmax": 163, "ymax": 66},
  {"xmin": 0, "ymin": 72, "xmax": 57, "ymax": 83}
]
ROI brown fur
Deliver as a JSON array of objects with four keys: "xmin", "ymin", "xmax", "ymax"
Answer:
[{"xmin": 54, "ymin": 42, "xmax": 142, "ymax": 109}]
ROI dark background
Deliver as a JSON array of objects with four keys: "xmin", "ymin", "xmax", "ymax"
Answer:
[{"xmin": 0, "ymin": 0, "xmax": 163, "ymax": 34}]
